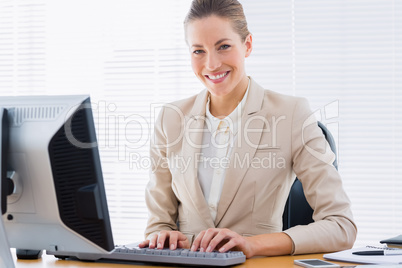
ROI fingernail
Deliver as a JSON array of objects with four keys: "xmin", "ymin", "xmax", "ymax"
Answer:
[
  {"xmin": 219, "ymin": 247, "xmax": 225, "ymax": 252},
  {"xmin": 200, "ymin": 248, "xmax": 204, "ymax": 252},
  {"xmin": 206, "ymin": 246, "xmax": 211, "ymax": 252},
  {"xmin": 170, "ymin": 244, "xmax": 175, "ymax": 250},
  {"xmin": 157, "ymin": 243, "xmax": 162, "ymax": 248},
  {"xmin": 149, "ymin": 242, "xmax": 154, "ymax": 247},
  {"xmin": 191, "ymin": 245, "xmax": 196, "ymax": 251}
]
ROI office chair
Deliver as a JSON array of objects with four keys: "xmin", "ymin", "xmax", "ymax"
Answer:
[{"xmin": 282, "ymin": 121, "xmax": 338, "ymax": 230}]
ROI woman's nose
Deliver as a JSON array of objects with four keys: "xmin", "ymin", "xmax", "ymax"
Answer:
[{"xmin": 205, "ymin": 52, "xmax": 221, "ymax": 71}]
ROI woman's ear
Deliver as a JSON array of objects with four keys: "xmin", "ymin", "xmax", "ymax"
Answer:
[{"xmin": 244, "ymin": 34, "xmax": 253, "ymax": 58}]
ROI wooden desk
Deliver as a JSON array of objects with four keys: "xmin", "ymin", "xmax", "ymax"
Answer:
[{"xmin": 12, "ymin": 251, "xmax": 357, "ymax": 268}]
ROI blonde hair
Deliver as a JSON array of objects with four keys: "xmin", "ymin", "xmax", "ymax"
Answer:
[{"xmin": 184, "ymin": 0, "xmax": 251, "ymax": 41}]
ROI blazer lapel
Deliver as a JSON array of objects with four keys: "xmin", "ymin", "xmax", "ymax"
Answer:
[
  {"xmin": 181, "ymin": 89, "xmax": 215, "ymax": 227},
  {"xmin": 214, "ymin": 78, "xmax": 266, "ymax": 226}
]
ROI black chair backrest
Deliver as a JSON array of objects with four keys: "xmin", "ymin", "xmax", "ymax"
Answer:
[{"xmin": 282, "ymin": 121, "xmax": 337, "ymax": 230}]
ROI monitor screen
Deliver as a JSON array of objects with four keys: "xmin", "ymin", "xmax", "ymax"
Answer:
[{"xmin": 1, "ymin": 95, "xmax": 114, "ymax": 255}]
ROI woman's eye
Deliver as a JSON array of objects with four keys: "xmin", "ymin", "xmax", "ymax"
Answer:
[
  {"xmin": 193, "ymin": 50, "xmax": 204, "ymax": 54},
  {"xmin": 220, "ymin": 44, "xmax": 230, "ymax": 50}
]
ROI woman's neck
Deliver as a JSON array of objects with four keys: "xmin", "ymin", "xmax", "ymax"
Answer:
[{"xmin": 209, "ymin": 76, "xmax": 249, "ymax": 119}]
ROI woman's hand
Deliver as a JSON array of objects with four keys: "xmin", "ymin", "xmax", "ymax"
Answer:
[
  {"xmin": 139, "ymin": 230, "xmax": 190, "ymax": 250},
  {"xmin": 190, "ymin": 228, "xmax": 254, "ymax": 258}
]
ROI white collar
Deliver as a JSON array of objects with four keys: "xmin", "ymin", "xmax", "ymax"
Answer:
[{"xmin": 205, "ymin": 78, "xmax": 250, "ymax": 136}]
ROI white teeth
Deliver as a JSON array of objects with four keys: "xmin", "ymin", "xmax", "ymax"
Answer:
[{"xmin": 208, "ymin": 72, "xmax": 228, "ymax": 80}]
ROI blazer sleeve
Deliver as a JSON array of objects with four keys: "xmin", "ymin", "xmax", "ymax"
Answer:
[
  {"xmin": 144, "ymin": 107, "xmax": 179, "ymax": 240},
  {"xmin": 283, "ymin": 98, "xmax": 357, "ymax": 255}
]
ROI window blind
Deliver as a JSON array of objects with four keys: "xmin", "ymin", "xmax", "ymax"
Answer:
[{"xmin": 0, "ymin": 0, "xmax": 401, "ymax": 247}]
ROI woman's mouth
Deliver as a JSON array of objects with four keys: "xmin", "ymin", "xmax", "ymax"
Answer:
[{"xmin": 205, "ymin": 71, "xmax": 230, "ymax": 83}]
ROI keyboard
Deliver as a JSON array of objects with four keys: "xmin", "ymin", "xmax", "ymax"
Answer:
[{"xmin": 49, "ymin": 245, "xmax": 246, "ymax": 266}]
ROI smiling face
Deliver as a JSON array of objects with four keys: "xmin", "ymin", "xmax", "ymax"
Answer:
[{"xmin": 186, "ymin": 15, "xmax": 252, "ymax": 99}]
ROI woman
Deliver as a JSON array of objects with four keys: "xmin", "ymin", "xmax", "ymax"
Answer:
[{"xmin": 139, "ymin": 0, "xmax": 357, "ymax": 258}]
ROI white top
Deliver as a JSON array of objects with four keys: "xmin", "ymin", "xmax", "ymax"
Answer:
[{"xmin": 197, "ymin": 80, "xmax": 250, "ymax": 221}]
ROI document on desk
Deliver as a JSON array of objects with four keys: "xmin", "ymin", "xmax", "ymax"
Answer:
[{"xmin": 324, "ymin": 247, "xmax": 402, "ymax": 265}]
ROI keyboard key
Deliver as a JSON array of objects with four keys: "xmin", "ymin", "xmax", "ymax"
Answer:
[{"xmin": 196, "ymin": 252, "xmax": 205, "ymax": 257}]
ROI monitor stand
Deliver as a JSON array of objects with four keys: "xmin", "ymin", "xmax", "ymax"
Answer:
[{"xmin": 15, "ymin": 249, "xmax": 43, "ymax": 260}]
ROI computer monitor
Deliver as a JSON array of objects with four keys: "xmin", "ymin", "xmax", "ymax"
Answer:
[
  {"xmin": 0, "ymin": 107, "xmax": 15, "ymax": 267},
  {"xmin": 0, "ymin": 95, "xmax": 114, "ymax": 255}
]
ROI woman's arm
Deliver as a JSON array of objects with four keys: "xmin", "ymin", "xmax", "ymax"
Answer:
[
  {"xmin": 143, "ymin": 107, "xmax": 179, "ymax": 240},
  {"xmin": 284, "ymin": 97, "xmax": 357, "ymax": 254}
]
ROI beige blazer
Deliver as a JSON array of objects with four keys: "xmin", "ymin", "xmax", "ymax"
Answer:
[{"xmin": 145, "ymin": 77, "xmax": 357, "ymax": 255}]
